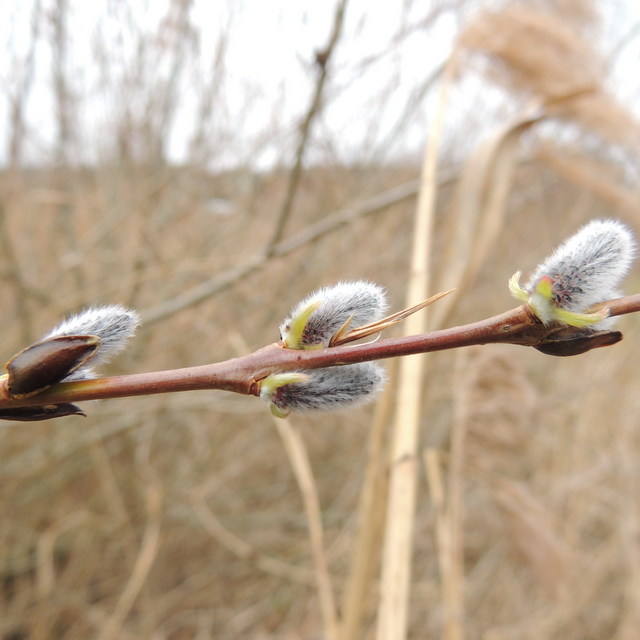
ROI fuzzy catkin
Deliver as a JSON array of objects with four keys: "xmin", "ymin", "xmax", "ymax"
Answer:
[
  {"xmin": 524, "ymin": 219, "xmax": 636, "ymax": 304},
  {"xmin": 44, "ymin": 305, "xmax": 140, "ymax": 379},
  {"xmin": 264, "ymin": 362, "xmax": 386, "ymax": 415},
  {"xmin": 516, "ymin": 219, "xmax": 636, "ymax": 328},
  {"xmin": 280, "ymin": 281, "xmax": 388, "ymax": 349}
]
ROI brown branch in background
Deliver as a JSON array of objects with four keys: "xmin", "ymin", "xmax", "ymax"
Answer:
[
  {"xmin": 265, "ymin": 0, "xmax": 349, "ymax": 254},
  {"xmin": 152, "ymin": 0, "xmax": 196, "ymax": 164},
  {"xmin": 140, "ymin": 178, "xmax": 423, "ymax": 326},
  {"xmin": 272, "ymin": 416, "xmax": 339, "ymax": 640},
  {"xmin": 373, "ymin": 61, "xmax": 445, "ymax": 163},
  {"xmin": 187, "ymin": 27, "xmax": 229, "ymax": 163},
  {"xmin": 51, "ymin": 0, "xmax": 72, "ymax": 166},
  {"xmin": 1, "ymin": 3, "xmax": 45, "ymax": 345},
  {"xmin": 8, "ymin": 0, "xmax": 42, "ymax": 167},
  {"xmin": 0, "ymin": 204, "xmax": 39, "ymax": 344},
  {"xmin": 50, "ymin": 0, "xmax": 86, "ymax": 293}
]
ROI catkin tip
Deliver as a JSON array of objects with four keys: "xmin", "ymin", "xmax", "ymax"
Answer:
[
  {"xmin": 511, "ymin": 218, "xmax": 636, "ymax": 328},
  {"xmin": 280, "ymin": 280, "xmax": 388, "ymax": 349}
]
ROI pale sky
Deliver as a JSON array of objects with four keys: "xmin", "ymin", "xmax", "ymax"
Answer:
[{"xmin": 0, "ymin": 0, "xmax": 637, "ymax": 168}]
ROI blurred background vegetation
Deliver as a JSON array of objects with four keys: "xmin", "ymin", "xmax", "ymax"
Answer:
[{"xmin": 1, "ymin": 0, "xmax": 640, "ymax": 638}]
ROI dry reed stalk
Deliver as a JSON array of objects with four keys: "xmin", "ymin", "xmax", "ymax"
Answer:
[
  {"xmin": 424, "ymin": 447, "xmax": 460, "ymax": 640},
  {"xmin": 441, "ymin": 350, "xmax": 473, "ymax": 640},
  {"xmin": 429, "ymin": 108, "xmax": 542, "ymax": 636},
  {"xmin": 431, "ymin": 111, "xmax": 544, "ymax": 329},
  {"xmin": 459, "ymin": 3, "xmax": 640, "ymax": 147},
  {"xmin": 423, "ymin": 448, "xmax": 446, "ymax": 576},
  {"xmin": 614, "ymin": 442, "xmax": 640, "ymax": 640},
  {"xmin": 272, "ymin": 416, "xmax": 339, "ymax": 640},
  {"xmin": 425, "ymin": 107, "xmax": 548, "ymax": 636},
  {"xmin": 460, "ymin": 4, "xmax": 600, "ymax": 98},
  {"xmin": 341, "ymin": 360, "xmax": 395, "ymax": 640},
  {"xmin": 375, "ymin": 54, "xmax": 455, "ymax": 640},
  {"xmin": 419, "ymin": 51, "xmax": 553, "ymax": 640}
]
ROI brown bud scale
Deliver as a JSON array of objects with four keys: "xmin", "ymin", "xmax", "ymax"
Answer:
[{"xmin": 6, "ymin": 335, "xmax": 101, "ymax": 398}]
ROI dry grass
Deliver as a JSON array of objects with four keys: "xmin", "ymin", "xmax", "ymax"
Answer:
[{"xmin": 1, "ymin": 1, "xmax": 640, "ymax": 639}]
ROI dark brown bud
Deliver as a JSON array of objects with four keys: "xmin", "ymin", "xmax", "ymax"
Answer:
[
  {"xmin": 5, "ymin": 335, "xmax": 100, "ymax": 398},
  {"xmin": 535, "ymin": 328, "xmax": 622, "ymax": 357},
  {"xmin": 0, "ymin": 403, "xmax": 86, "ymax": 422}
]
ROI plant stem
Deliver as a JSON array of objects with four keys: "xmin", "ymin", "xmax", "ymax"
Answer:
[{"xmin": 2, "ymin": 294, "xmax": 639, "ymax": 410}]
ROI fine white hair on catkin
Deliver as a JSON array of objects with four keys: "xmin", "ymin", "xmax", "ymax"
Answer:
[
  {"xmin": 262, "ymin": 362, "xmax": 387, "ymax": 415},
  {"xmin": 44, "ymin": 305, "xmax": 140, "ymax": 380},
  {"xmin": 280, "ymin": 280, "xmax": 388, "ymax": 349},
  {"xmin": 523, "ymin": 219, "xmax": 636, "ymax": 328}
]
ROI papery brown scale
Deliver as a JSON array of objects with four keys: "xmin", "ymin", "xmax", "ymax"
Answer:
[
  {"xmin": 5, "ymin": 335, "xmax": 101, "ymax": 399},
  {"xmin": 0, "ymin": 403, "xmax": 86, "ymax": 421}
]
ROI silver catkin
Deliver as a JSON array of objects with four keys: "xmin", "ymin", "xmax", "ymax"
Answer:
[
  {"xmin": 263, "ymin": 362, "xmax": 386, "ymax": 415},
  {"xmin": 280, "ymin": 280, "xmax": 388, "ymax": 349},
  {"xmin": 43, "ymin": 305, "xmax": 140, "ymax": 380},
  {"xmin": 514, "ymin": 219, "xmax": 636, "ymax": 328}
]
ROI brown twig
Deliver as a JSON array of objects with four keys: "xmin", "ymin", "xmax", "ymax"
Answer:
[
  {"xmin": 140, "ymin": 179, "xmax": 421, "ymax": 326},
  {"xmin": 2, "ymin": 294, "xmax": 639, "ymax": 412}
]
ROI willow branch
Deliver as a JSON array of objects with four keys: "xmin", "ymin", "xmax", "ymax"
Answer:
[{"xmin": 1, "ymin": 294, "xmax": 639, "ymax": 410}]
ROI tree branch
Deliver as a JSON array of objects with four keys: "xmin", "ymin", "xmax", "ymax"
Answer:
[{"xmin": 2, "ymin": 293, "xmax": 639, "ymax": 412}]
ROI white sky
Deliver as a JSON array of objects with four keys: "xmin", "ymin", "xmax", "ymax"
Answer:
[{"xmin": 0, "ymin": 0, "xmax": 638, "ymax": 168}]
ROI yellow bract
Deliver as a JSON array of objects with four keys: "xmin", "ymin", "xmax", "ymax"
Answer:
[
  {"xmin": 509, "ymin": 271, "xmax": 609, "ymax": 327},
  {"xmin": 259, "ymin": 372, "xmax": 309, "ymax": 418},
  {"xmin": 282, "ymin": 300, "xmax": 322, "ymax": 349},
  {"xmin": 508, "ymin": 271, "xmax": 529, "ymax": 302}
]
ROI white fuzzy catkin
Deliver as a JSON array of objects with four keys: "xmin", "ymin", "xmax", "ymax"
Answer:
[
  {"xmin": 279, "ymin": 281, "xmax": 388, "ymax": 349},
  {"xmin": 261, "ymin": 362, "xmax": 386, "ymax": 417},
  {"xmin": 43, "ymin": 305, "xmax": 140, "ymax": 379},
  {"xmin": 512, "ymin": 219, "xmax": 636, "ymax": 328}
]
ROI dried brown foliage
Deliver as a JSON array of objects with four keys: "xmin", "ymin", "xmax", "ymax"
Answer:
[{"xmin": 1, "ymin": 1, "xmax": 640, "ymax": 639}]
